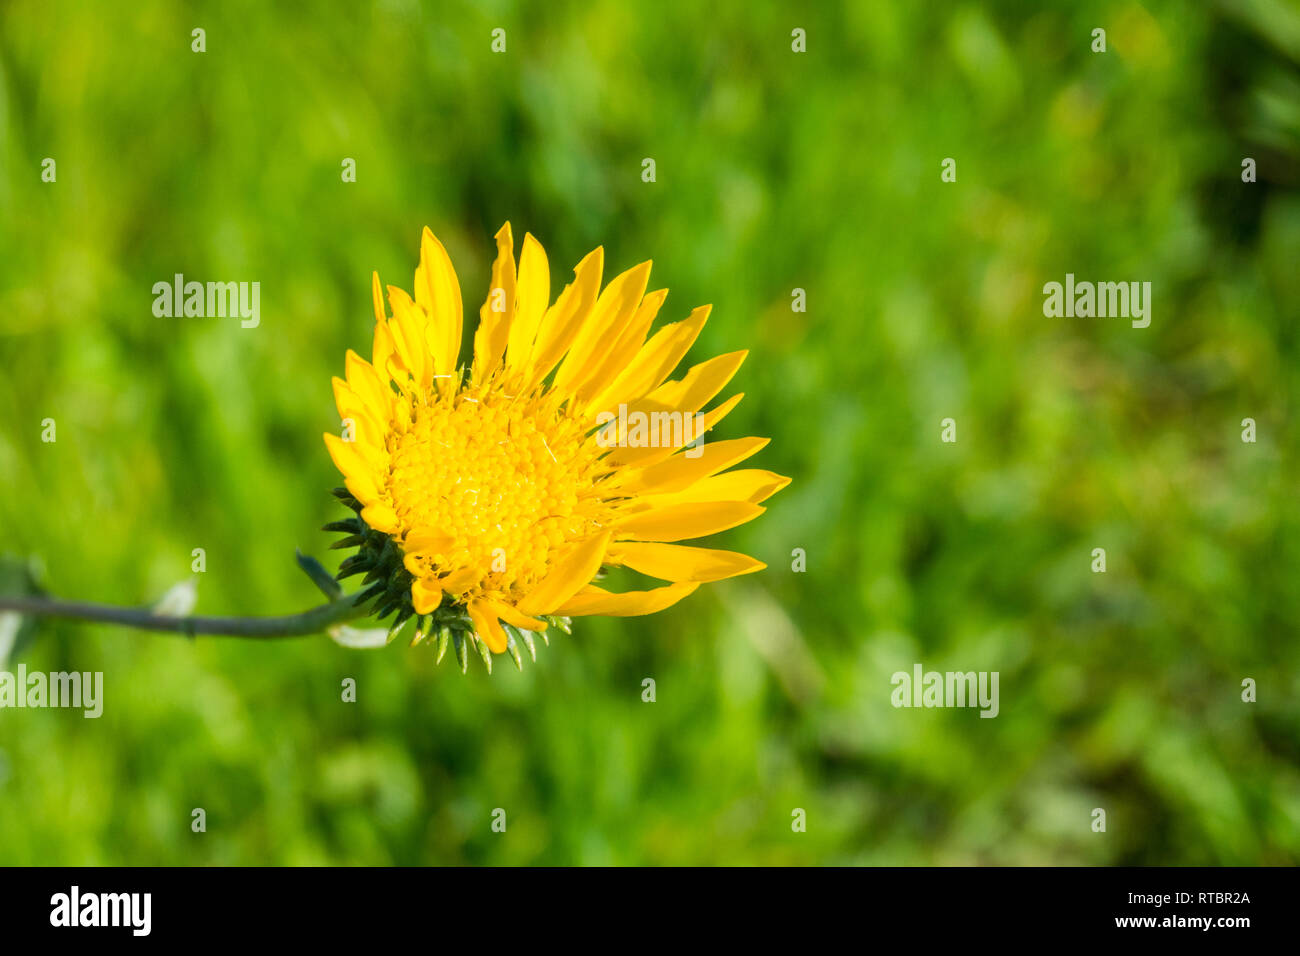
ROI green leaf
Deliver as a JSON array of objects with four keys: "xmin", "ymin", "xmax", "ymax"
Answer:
[
  {"xmin": 327, "ymin": 623, "xmax": 389, "ymax": 649},
  {"xmin": 0, "ymin": 554, "xmax": 44, "ymax": 666},
  {"xmin": 152, "ymin": 578, "xmax": 198, "ymax": 617}
]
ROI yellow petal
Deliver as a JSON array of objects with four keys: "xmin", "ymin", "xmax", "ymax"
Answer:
[
  {"xmin": 401, "ymin": 530, "xmax": 456, "ymax": 577},
  {"xmin": 524, "ymin": 247, "xmax": 603, "ymax": 388},
  {"xmin": 607, "ymin": 542, "xmax": 765, "ymax": 582},
  {"xmin": 467, "ymin": 599, "xmax": 508, "ymax": 653},
  {"xmin": 609, "ymin": 437, "xmax": 770, "ymax": 495},
  {"xmin": 606, "ymin": 392, "xmax": 745, "ymax": 468},
  {"xmin": 505, "ymin": 232, "xmax": 550, "ymax": 371},
  {"xmin": 593, "ymin": 397, "xmax": 681, "ymax": 449},
  {"xmin": 636, "ymin": 469, "xmax": 792, "ymax": 508},
  {"xmin": 581, "ymin": 288, "xmax": 667, "ymax": 410},
  {"xmin": 645, "ymin": 350, "xmax": 747, "ymax": 414},
  {"xmin": 372, "ymin": 316, "xmax": 395, "ymax": 372},
  {"xmin": 323, "ymin": 432, "xmax": 380, "ymax": 493},
  {"xmin": 474, "ymin": 222, "xmax": 515, "ymax": 384},
  {"xmin": 360, "ymin": 502, "xmax": 399, "ymax": 533},
  {"xmin": 615, "ymin": 500, "xmax": 765, "ymax": 542},
  {"xmin": 415, "ymin": 227, "xmax": 464, "ymax": 376},
  {"xmin": 480, "ymin": 597, "xmax": 548, "ymax": 633},
  {"xmin": 331, "ymin": 377, "xmax": 386, "ymax": 450},
  {"xmin": 553, "ymin": 260, "xmax": 652, "ymax": 396},
  {"xmin": 344, "ymin": 350, "xmax": 391, "ymax": 419},
  {"xmin": 725, "ymin": 469, "xmax": 791, "ymax": 504},
  {"xmin": 557, "ymin": 582, "xmax": 699, "ymax": 617},
  {"xmin": 436, "ymin": 566, "xmax": 481, "ymax": 594},
  {"xmin": 589, "ymin": 305, "xmax": 710, "ymax": 412},
  {"xmin": 411, "ymin": 578, "xmax": 442, "ymax": 615},
  {"xmin": 517, "ymin": 531, "xmax": 613, "ymax": 616},
  {"xmin": 404, "ymin": 529, "xmax": 455, "ymax": 552},
  {"xmin": 371, "ymin": 271, "xmax": 386, "ymax": 323},
  {"xmin": 343, "ymin": 478, "xmax": 375, "ymax": 507},
  {"xmin": 387, "ymin": 291, "xmax": 431, "ymax": 391}
]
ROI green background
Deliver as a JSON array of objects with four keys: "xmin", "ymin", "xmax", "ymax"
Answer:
[{"xmin": 1, "ymin": 0, "xmax": 1298, "ymax": 865}]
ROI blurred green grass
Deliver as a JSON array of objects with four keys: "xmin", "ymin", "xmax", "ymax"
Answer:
[{"xmin": 1, "ymin": 0, "xmax": 1298, "ymax": 864}]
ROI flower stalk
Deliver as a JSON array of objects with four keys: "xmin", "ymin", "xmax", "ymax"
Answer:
[{"xmin": 0, "ymin": 590, "xmax": 371, "ymax": 639}]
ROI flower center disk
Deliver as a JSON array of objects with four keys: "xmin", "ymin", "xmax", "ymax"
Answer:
[{"xmin": 386, "ymin": 392, "xmax": 592, "ymax": 597}]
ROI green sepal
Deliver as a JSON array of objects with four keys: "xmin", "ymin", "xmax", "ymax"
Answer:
[
  {"xmin": 409, "ymin": 615, "xmax": 431, "ymax": 647},
  {"xmin": 386, "ymin": 609, "xmax": 414, "ymax": 645},
  {"xmin": 322, "ymin": 518, "xmax": 363, "ymax": 535},
  {"xmin": 337, "ymin": 553, "xmax": 373, "ymax": 575},
  {"xmin": 295, "ymin": 549, "xmax": 343, "ymax": 601},
  {"xmin": 503, "ymin": 623, "xmax": 536, "ymax": 663},
  {"xmin": 331, "ymin": 487, "xmax": 362, "ymax": 512},
  {"xmin": 356, "ymin": 582, "xmax": 385, "ymax": 607},
  {"xmin": 505, "ymin": 633, "xmax": 524, "ymax": 670},
  {"xmin": 472, "ymin": 633, "xmax": 493, "ymax": 674}
]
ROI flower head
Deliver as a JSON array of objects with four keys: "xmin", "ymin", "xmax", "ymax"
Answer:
[{"xmin": 324, "ymin": 225, "xmax": 787, "ymax": 671}]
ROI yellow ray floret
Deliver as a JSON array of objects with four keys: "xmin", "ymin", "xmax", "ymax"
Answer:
[{"xmin": 324, "ymin": 225, "xmax": 788, "ymax": 656}]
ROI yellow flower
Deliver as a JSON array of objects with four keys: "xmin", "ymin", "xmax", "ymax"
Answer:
[{"xmin": 324, "ymin": 224, "xmax": 787, "ymax": 668}]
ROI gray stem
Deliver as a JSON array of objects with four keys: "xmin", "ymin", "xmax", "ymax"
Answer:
[{"xmin": 0, "ymin": 592, "xmax": 370, "ymax": 638}]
